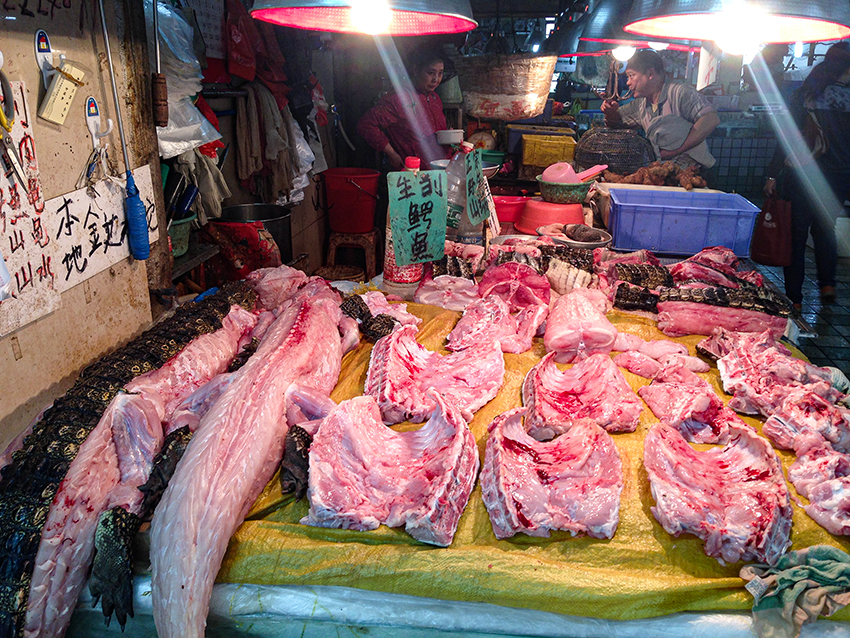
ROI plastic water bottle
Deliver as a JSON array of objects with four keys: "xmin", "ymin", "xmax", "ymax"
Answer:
[
  {"xmin": 382, "ymin": 156, "xmax": 424, "ymax": 300},
  {"xmin": 445, "ymin": 142, "xmax": 483, "ymax": 244}
]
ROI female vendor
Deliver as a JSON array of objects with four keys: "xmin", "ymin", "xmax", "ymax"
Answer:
[{"xmin": 357, "ymin": 45, "xmax": 451, "ymax": 170}]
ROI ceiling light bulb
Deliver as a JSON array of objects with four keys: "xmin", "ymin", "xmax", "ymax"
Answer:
[
  {"xmin": 351, "ymin": 0, "xmax": 392, "ymax": 34},
  {"xmin": 648, "ymin": 41, "xmax": 669, "ymax": 50},
  {"xmin": 612, "ymin": 45, "xmax": 636, "ymax": 61}
]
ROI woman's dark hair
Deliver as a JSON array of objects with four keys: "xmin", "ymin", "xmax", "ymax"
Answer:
[
  {"xmin": 406, "ymin": 45, "xmax": 446, "ymax": 75},
  {"xmin": 801, "ymin": 41, "xmax": 850, "ymax": 100}
]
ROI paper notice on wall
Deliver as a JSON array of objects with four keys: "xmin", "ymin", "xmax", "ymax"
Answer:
[
  {"xmin": 45, "ymin": 168, "xmax": 158, "ymax": 293},
  {"xmin": 0, "ymin": 80, "xmax": 59, "ymax": 336},
  {"xmin": 697, "ymin": 44, "xmax": 720, "ymax": 91}
]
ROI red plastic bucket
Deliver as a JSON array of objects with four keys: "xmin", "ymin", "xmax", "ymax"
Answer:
[{"xmin": 322, "ymin": 168, "xmax": 381, "ymax": 234}]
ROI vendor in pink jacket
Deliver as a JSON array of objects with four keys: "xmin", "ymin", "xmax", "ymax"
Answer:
[{"xmin": 357, "ymin": 46, "xmax": 451, "ymax": 171}]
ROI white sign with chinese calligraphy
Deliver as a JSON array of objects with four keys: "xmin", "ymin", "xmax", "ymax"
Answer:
[
  {"xmin": 0, "ymin": 80, "xmax": 56, "ymax": 336},
  {"xmin": 47, "ymin": 168, "xmax": 157, "ymax": 293}
]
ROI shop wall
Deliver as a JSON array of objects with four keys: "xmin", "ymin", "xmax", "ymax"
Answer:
[{"xmin": 0, "ymin": 2, "xmax": 162, "ymax": 450}]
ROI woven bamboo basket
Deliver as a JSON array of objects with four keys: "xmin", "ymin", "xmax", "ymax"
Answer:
[
  {"xmin": 454, "ymin": 53, "xmax": 558, "ymax": 121},
  {"xmin": 574, "ymin": 127, "xmax": 656, "ymax": 175}
]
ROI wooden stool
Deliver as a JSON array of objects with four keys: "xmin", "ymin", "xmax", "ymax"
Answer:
[{"xmin": 326, "ymin": 228, "xmax": 381, "ymax": 281}]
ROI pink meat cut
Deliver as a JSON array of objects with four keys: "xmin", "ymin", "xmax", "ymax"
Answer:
[
  {"xmin": 544, "ymin": 289, "xmax": 617, "ymax": 363},
  {"xmin": 522, "ymin": 352, "xmax": 643, "ymax": 439},
  {"xmin": 761, "ymin": 388, "xmax": 850, "ymax": 454},
  {"xmin": 413, "ymin": 274, "xmax": 480, "ymax": 311},
  {"xmin": 478, "ymin": 262, "xmax": 550, "ymax": 312},
  {"xmin": 668, "ymin": 260, "xmax": 740, "ymax": 288},
  {"xmin": 614, "ymin": 351, "xmax": 662, "ymax": 379},
  {"xmin": 302, "ymin": 392, "xmax": 478, "ymax": 546},
  {"xmin": 365, "ymin": 323, "xmax": 505, "ymax": 423},
  {"xmin": 717, "ymin": 337, "xmax": 839, "ymax": 416},
  {"xmin": 446, "ymin": 294, "xmax": 547, "ymax": 354},
  {"xmin": 788, "ymin": 442, "xmax": 850, "ymax": 535},
  {"xmin": 656, "ymin": 301, "xmax": 788, "ymax": 339},
  {"xmin": 638, "ymin": 373, "xmax": 746, "ymax": 444},
  {"xmin": 245, "ymin": 264, "xmax": 309, "ymax": 310},
  {"xmin": 150, "ymin": 296, "xmax": 344, "ymax": 638},
  {"xmin": 644, "ymin": 423, "xmax": 792, "ymax": 565},
  {"xmin": 360, "ymin": 291, "xmax": 421, "ymax": 326},
  {"xmin": 481, "ymin": 409, "xmax": 623, "ymax": 539},
  {"xmin": 22, "ymin": 305, "xmax": 257, "ymax": 638}
]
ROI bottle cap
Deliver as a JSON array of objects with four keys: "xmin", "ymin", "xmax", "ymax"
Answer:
[{"xmin": 404, "ymin": 156, "xmax": 421, "ymax": 170}]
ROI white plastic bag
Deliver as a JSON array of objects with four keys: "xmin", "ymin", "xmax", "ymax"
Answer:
[
  {"xmin": 145, "ymin": 0, "xmax": 221, "ymax": 159},
  {"xmin": 276, "ymin": 112, "xmax": 316, "ymax": 206},
  {"xmin": 0, "ymin": 246, "xmax": 12, "ymax": 302}
]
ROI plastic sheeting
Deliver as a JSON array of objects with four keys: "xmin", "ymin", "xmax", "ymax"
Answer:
[
  {"xmin": 68, "ymin": 303, "xmax": 850, "ymax": 636},
  {"xmin": 67, "ymin": 577, "xmax": 850, "ymax": 637}
]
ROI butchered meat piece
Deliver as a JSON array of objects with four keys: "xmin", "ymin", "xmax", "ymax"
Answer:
[
  {"xmin": 366, "ymin": 324, "xmax": 505, "ymax": 423},
  {"xmin": 478, "ymin": 262, "xmax": 551, "ymax": 312},
  {"xmin": 544, "ymin": 289, "xmax": 617, "ymax": 363},
  {"xmin": 668, "ymin": 260, "xmax": 741, "ymax": 288},
  {"xmin": 788, "ymin": 442, "xmax": 850, "ymax": 535},
  {"xmin": 413, "ymin": 274, "xmax": 481, "ymax": 311},
  {"xmin": 761, "ymin": 388, "xmax": 850, "ymax": 454},
  {"xmin": 245, "ymin": 265, "xmax": 309, "ymax": 310},
  {"xmin": 359, "ymin": 291, "xmax": 422, "ymax": 326},
  {"xmin": 638, "ymin": 339, "xmax": 688, "ymax": 360},
  {"xmin": 523, "ymin": 352, "xmax": 643, "ymax": 439},
  {"xmin": 718, "ymin": 338, "xmax": 839, "ymax": 416},
  {"xmin": 612, "ymin": 331, "xmax": 645, "ymax": 352},
  {"xmin": 302, "ymin": 392, "xmax": 478, "ymax": 546},
  {"xmin": 613, "ymin": 351, "xmax": 662, "ymax": 379},
  {"xmin": 657, "ymin": 301, "xmax": 789, "ymax": 339},
  {"xmin": 446, "ymin": 294, "xmax": 547, "ymax": 354},
  {"xmin": 638, "ymin": 374, "xmax": 747, "ymax": 444},
  {"xmin": 644, "ymin": 423, "xmax": 792, "ymax": 565},
  {"xmin": 481, "ymin": 409, "xmax": 623, "ymax": 540}
]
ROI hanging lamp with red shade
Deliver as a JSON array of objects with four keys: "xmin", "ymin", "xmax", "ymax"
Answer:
[
  {"xmin": 250, "ymin": 0, "xmax": 477, "ymax": 36},
  {"xmin": 623, "ymin": 0, "xmax": 850, "ymax": 44}
]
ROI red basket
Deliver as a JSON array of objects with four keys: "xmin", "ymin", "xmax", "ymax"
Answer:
[{"xmin": 493, "ymin": 196, "xmax": 530, "ymax": 223}]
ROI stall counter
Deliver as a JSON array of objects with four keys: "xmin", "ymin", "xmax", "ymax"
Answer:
[{"xmin": 68, "ymin": 302, "xmax": 850, "ymax": 638}]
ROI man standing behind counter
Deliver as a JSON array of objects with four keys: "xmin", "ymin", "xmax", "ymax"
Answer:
[{"xmin": 601, "ymin": 50, "xmax": 720, "ymax": 171}]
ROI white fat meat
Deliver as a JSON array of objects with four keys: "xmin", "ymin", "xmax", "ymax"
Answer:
[
  {"xmin": 657, "ymin": 353, "xmax": 711, "ymax": 373},
  {"xmin": 365, "ymin": 324, "xmax": 505, "ymax": 424},
  {"xmin": 413, "ymin": 275, "xmax": 480, "ymax": 311},
  {"xmin": 481, "ymin": 410, "xmax": 623, "ymax": 540},
  {"xmin": 788, "ymin": 442, "xmax": 850, "ymax": 535},
  {"xmin": 644, "ymin": 423, "xmax": 792, "ymax": 566},
  {"xmin": 522, "ymin": 352, "xmax": 643, "ymax": 438},
  {"xmin": 150, "ymin": 296, "xmax": 344, "ymax": 638},
  {"xmin": 446, "ymin": 294, "xmax": 547, "ymax": 354},
  {"xmin": 544, "ymin": 289, "xmax": 617, "ymax": 363},
  {"xmin": 303, "ymin": 392, "xmax": 478, "ymax": 547},
  {"xmin": 478, "ymin": 262, "xmax": 550, "ymax": 313}
]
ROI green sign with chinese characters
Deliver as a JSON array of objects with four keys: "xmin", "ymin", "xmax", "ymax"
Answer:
[
  {"xmin": 465, "ymin": 149, "xmax": 490, "ymax": 225},
  {"xmin": 387, "ymin": 169, "xmax": 448, "ymax": 266}
]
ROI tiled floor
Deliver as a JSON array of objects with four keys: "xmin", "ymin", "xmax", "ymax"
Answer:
[{"xmin": 757, "ymin": 248, "xmax": 850, "ymax": 375}]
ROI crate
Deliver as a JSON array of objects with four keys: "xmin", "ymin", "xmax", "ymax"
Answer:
[
  {"xmin": 608, "ymin": 189, "xmax": 760, "ymax": 257},
  {"xmin": 521, "ymin": 135, "xmax": 576, "ymax": 167},
  {"xmin": 506, "ymin": 124, "xmax": 575, "ymax": 156}
]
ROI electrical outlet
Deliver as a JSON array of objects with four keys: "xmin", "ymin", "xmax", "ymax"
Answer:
[{"xmin": 37, "ymin": 61, "xmax": 85, "ymax": 125}]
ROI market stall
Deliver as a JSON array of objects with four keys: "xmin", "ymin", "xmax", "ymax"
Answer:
[{"xmin": 60, "ymin": 290, "xmax": 850, "ymax": 638}]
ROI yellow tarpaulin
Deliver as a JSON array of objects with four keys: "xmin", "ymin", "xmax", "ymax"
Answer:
[{"xmin": 218, "ymin": 303, "xmax": 850, "ymax": 622}]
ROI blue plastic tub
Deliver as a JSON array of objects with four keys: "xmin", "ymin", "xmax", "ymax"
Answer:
[{"xmin": 607, "ymin": 189, "xmax": 760, "ymax": 257}]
